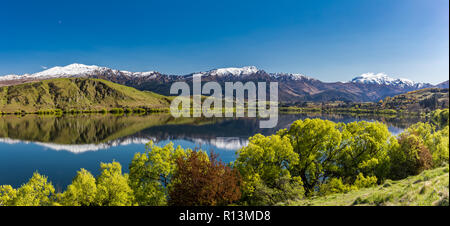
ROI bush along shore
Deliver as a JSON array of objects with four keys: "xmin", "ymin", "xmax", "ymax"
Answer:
[
  {"xmin": 1, "ymin": 106, "xmax": 432, "ymax": 118},
  {"xmin": 0, "ymin": 109, "xmax": 448, "ymax": 206},
  {"xmin": 0, "ymin": 107, "xmax": 170, "ymax": 116}
]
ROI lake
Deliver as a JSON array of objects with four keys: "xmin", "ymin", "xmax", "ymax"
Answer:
[{"xmin": 0, "ymin": 113, "xmax": 423, "ymax": 190}]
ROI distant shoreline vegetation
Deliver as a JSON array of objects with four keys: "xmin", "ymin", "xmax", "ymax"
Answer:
[
  {"xmin": 279, "ymin": 106, "xmax": 420, "ymax": 117},
  {"xmin": 280, "ymin": 87, "xmax": 449, "ymax": 117},
  {"xmin": 0, "ymin": 107, "xmax": 169, "ymax": 116},
  {"xmin": 0, "ymin": 105, "xmax": 439, "ymax": 118}
]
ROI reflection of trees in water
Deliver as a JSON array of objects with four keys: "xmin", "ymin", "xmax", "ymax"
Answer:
[
  {"xmin": 132, "ymin": 113, "xmax": 424, "ymax": 143},
  {"xmin": 0, "ymin": 113, "xmax": 423, "ymax": 145}
]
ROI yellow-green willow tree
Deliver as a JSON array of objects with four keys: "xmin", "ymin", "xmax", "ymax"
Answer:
[
  {"xmin": 60, "ymin": 169, "xmax": 97, "ymax": 206},
  {"xmin": 10, "ymin": 172, "xmax": 56, "ymax": 206},
  {"xmin": 95, "ymin": 161, "xmax": 134, "ymax": 206},
  {"xmin": 277, "ymin": 119, "xmax": 344, "ymax": 195},
  {"xmin": 128, "ymin": 141, "xmax": 188, "ymax": 206},
  {"xmin": 405, "ymin": 122, "xmax": 449, "ymax": 167},
  {"xmin": 235, "ymin": 134, "xmax": 304, "ymax": 205},
  {"xmin": 239, "ymin": 119, "xmax": 395, "ymax": 197},
  {"xmin": 0, "ymin": 185, "xmax": 17, "ymax": 206},
  {"xmin": 333, "ymin": 121, "xmax": 393, "ymax": 183}
]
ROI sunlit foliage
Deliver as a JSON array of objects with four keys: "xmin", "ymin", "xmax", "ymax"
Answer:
[
  {"xmin": 0, "ymin": 114, "xmax": 448, "ymax": 206},
  {"xmin": 128, "ymin": 141, "xmax": 188, "ymax": 206},
  {"xmin": 169, "ymin": 151, "xmax": 242, "ymax": 206},
  {"xmin": 60, "ymin": 169, "xmax": 97, "ymax": 206}
]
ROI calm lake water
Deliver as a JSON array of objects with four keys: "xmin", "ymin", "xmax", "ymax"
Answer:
[{"xmin": 0, "ymin": 113, "xmax": 423, "ymax": 189}]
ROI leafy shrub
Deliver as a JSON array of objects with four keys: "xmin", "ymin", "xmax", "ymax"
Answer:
[
  {"xmin": 168, "ymin": 151, "xmax": 242, "ymax": 206},
  {"xmin": 353, "ymin": 173, "xmax": 378, "ymax": 188},
  {"xmin": 404, "ymin": 122, "xmax": 449, "ymax": 167},
  {"xmin": 109, "ymin": 108, "xmax": 124, "ymax": 114},
  {"xmin": 124, "ymin": 108, "xmax": 133, "ymax": 113},
  {"xmin": 133, "ymin": 108, "xmax": 146, "ymax": 114},
  {"xmin": 251, "ymin": 175, "xmax": 304, "ymax": 206},
  {"xmin": 318, "ymin": 178, "xmax": 356, "ymax": 196},
  {"xmin": 389, "ymin": 133, "xmax": 433, "ymax": 180}
]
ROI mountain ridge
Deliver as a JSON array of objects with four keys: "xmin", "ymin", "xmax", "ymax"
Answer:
[{"xmin": 1, "ymin": 63, "xmax": 447, "ymax": 103}]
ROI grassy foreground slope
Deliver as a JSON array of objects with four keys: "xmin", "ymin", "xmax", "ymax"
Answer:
[
  {"xmin": 0, "ymin": 78, "xmax": 171, "ymax": 113},
  {"xmin": 284, "ymin": 165, "xmax": 449, "ymax": 206}
]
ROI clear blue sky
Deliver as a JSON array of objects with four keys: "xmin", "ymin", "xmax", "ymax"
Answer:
[{"xmin": 0, "ymin": 0, "xmax": 448, "ymax": 84}]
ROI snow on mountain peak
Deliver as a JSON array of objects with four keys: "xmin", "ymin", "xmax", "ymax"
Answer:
[
  {"xmin": 33, "ymin": 63, "xmax": 104, "ymax": 78},
  {"xmin": 207, "ymin": 66, "xmax": 260, "ymax": 76},
  {"xmin": 351, "ymin": 72, "xmax": 422, "ymax": 88},
  {"xmin": 0, "ymin": 63, "xmax": 159, "ymax": 81},
  {"xmin": 270, "ymin": 72, "xmax": 313, "ymax": 81},
  {"xmin": 352, "ymin": 72, "xmax": 393, "ymax": 84}
]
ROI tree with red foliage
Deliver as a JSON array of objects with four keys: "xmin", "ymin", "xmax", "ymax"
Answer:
[{"xmin": 168, "ymin": 151, "xmax": 242, "ymax": 206}]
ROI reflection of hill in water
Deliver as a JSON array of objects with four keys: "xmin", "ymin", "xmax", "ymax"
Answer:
[
  {"xmin": 0, "ymin": 114, "xmax": 167, "ymax": 144},
  {"xmin": 0, "ymin": 114, "xmax": 218, "ymax": 144},
  {"xmin": 0, "ymin": 113, "xmax": 423, "ymax": 153}
]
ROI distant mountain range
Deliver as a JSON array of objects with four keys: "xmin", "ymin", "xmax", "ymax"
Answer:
[{"xmin": 0, "ymin": 63, "xmax": 448, "ymax": 103}]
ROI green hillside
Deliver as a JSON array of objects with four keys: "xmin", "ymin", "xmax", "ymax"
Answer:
[
  {"xmin": 0, "ymin": 78, "xmax": 171, "ymax": 113},
  {"xmin": 285, "ymin": 165, "xmax": 449, "ymax": 206},
  {"xmin": 381, "ymin": 88, "xmax": 449, "ymax": 111}
]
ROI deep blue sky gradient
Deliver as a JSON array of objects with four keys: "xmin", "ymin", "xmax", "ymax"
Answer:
[{"xmin": 0, "ymin": 0, "xmax": 448, "ymax": 83}]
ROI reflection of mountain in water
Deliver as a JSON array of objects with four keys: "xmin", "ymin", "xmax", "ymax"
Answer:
[{"xmin": 0, "ymin": 113, "xmax": 424, "ymax": 153}]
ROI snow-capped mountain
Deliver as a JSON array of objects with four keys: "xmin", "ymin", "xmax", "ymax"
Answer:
[
  {"xmin": 351, "ymin": 72, "xmax": 427, "ymax": 89},
  {"xmin": 436, "ymin": 80, "xmax": 449, "ymax": 89},
  {"xmin": 194, "ymin": 66, "xmax": 314, "ymax": 81},
  {"xmin": 0, "ymin": 63, "xmax": 159, "ymax": 81},
  {"xmin": 0, "ymin": 63, "xmax": 443, "ymax": 102},
  {"xmin": 206, "ymin": 66, "xmax": 261, "ymax": 77},
  {"xmin": 269, "ymin": 72, "xmax": 316, "ymax": 81}
]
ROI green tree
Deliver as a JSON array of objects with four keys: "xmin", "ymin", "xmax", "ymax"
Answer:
[
  {"xmin": 335, "ymin": 121, "xmax": 393, "ymax": 183},
  {"xmin": 128, "ymin": 141, "xmax": 188, "ymax": 206},
  {"xmin": 428, "ymin": 126, "xmax": 449, "ymax": 166},
  {"xmin": 95, "ymin": 161, "xmax": 133, "ymax": 206},
  {"xmin": 235, "ymin": 134, "xmax": 302, "ymax": 205},
  {"xmin": 406, "ymin": 122, "xmax": 449, "ymax": 167},
  {"xmin": 61, "ymin": 169, "xmax": 97, "ymax": 206},
  {"xmin": 389, "ymin": 133, "xmax": 433, "ymax": 180},
  {"xmin": 0, "ymin": 185, "xmax": 17, "ymax": 206},
  {"xmin": 429, "ymin": 109, "xmax": 449, "ymax": 129},
  {"xmin": 278, "ymin": 119, "xmax": 343, "ymax": 195},
  {"xmin": 12, "ymin": 172, "xmax": 56, "ymax": 206}
]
